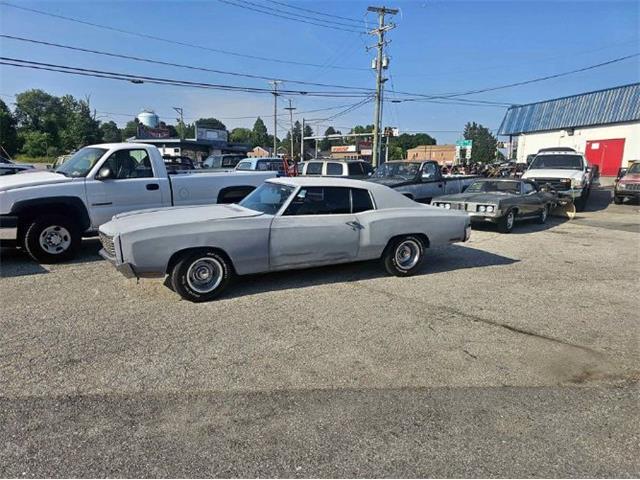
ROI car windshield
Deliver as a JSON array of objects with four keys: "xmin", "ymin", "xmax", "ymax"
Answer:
[
  {"xmin": 239, "ymin": 182, "xmax": 294, "ymax": 215},
  {"xmin": 529, "ymin": 154, "xmax": 583, "ymax": 170},
  {"xmin": 373, "ymin": 162, "xmax": 421, "ymax": 180},
  {"xmin": 55, "ymin": 147, "xmax": 108, "ymax": 177},
  {"xmin": 466, "ymin": 180, "xmax": 521, "ymax": 194},
  {"xmin": 627, "ymin": 163, "xmax": 640, "ymax": 174}
]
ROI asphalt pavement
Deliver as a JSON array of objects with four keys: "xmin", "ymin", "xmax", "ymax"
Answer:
[{"xmin": 1, "ymin": 187, "xmax": 638, "ymax": 477}]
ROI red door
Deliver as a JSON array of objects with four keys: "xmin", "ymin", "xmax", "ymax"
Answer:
[{"xmin": 585, "ymin": 138, "xmax": 626, "ymax": 176}]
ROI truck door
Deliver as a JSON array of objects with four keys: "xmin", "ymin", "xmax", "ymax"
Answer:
[
  {"xmin": 85, "ymin": 148, "xmax": 166, "ymax": 227},
  {"xmin": 417, "ymin": 162, "xmax": 444, "ymax": 202}
]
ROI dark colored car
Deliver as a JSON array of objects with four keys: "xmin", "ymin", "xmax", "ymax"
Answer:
[
  {"xmin": 201, "ymin": 154, "xmax": 246, "ymax": 170},
  {"xmin": 163, "ymin": 156, "xmax": 196, "ymax": 174},
  {"xmin": 614, "ymin": 162, "xmax": 640, "ymax": 204},
  {"xmin": 431, "ymin": 178, "xmax": 558, "ymax": 233},
  {"xmin": 0, "ymin": 156, "xmax": 35, "ymax": 175}
]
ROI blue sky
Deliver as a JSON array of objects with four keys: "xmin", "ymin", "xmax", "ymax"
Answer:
[{"xmin": 1, "ymin": 0, "xmax": 638, "ymax": 144}]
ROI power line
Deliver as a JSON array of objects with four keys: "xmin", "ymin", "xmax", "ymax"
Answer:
[
  {"xmin": 262, "ymin": 0, "xmax": 365, "ymax": 25},
  {"xmin": 215, "ymin": 0, "xmax": 367, "ymax": 33},
  {"xmin": 0, "ymin": 1, "xmax": 368, "ymax": 70},
  {"xmin": 0, "ymin": 57, "xmax": 372, "ymax": 97},
  {"xmin": 0, "ymin": 34, "xmax": 374, "ymax": 92}
]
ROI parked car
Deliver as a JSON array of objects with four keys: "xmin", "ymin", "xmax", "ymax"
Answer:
[
  {"xmin": 201, "ymin": 154, "xmax": 246, "ymax": 170},
  {"xmin": 614, "ymin": 161, "xmax": 640, "ymax": 204},
  {"xmin": 99, "ymin": 177, "xmax": 471, "ymax": 302},
  {"xmin": 299, "ymin": 159, "xmax": 374, "ymax": 179},
  {"xmin": 163, "ymin": 155, "xmax": 196, "ymax": 173},
  {"xmin": 0, "ymin": 143, "xmax": 277, "ymax": 263},
  {"xmin": 236, "ymin": 157, "xmax": 286, "ymax": 174},
  {"xmin": 0, "ymin": 156, "xmax": 35, "ymax": 176},
  {"xmin": 48, "ymin": 154, "xmax": 73, "ymax": 170},
  {"xmin": 367, "ymin": 160, "xmax": 479, "ymax": 203},
  {"xmin": 522, "ymin": 148, "xmax": 593, "ymax": 211},
  {"xmin": 431, "ymin": 178, "xmax": 559, "ymax": 233}
]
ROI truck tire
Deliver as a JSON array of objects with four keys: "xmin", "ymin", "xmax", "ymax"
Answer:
[
  {"xmin": 613, "ymin": 196, "xmax": 623, "ymax": 205},
  {"xmin": 24, "ymin": 214, "xmax": 81, "ymax": 263},
  {"xmin": 170, "ymin": 249, "xmax": 234, "ymax": 302},
  {"xmin": 497, "ymin": 209, "xmax": 516, "ymax": 233},
  {"xmin": 574, "ymin": 195, "xmax": 587, "ymax": 212},
  {"xmin": 382, "ymin": 235, "xmax": 425, "ymax": 277}
]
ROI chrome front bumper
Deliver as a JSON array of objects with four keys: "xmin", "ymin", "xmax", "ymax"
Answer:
[
  {"xmin": 0, "ymin": 215, "xmax": 18, "ymax": 241},
  {"xmin": 99, "ymin": 249, "xmax": 137, "ymax": 279}
]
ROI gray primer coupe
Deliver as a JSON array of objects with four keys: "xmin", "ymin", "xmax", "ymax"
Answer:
[
  {"xmin": 431, "ymin": 178, "xmax": 558, "ymax": 233},
  {"xmin": 99, "ymin": 177, "xmax": 471, "ymax": 302}
]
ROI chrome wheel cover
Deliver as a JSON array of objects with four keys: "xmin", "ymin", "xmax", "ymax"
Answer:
[
  {"xmin": 39, "ymin": 225, "xmax": 71, "ymax": 254},
  {"xmin": 395, "ymin": 239, "xmax": 421, "ymax": 270},
  {"xmin": 186, "ymin": 257, "xmax": 224, "ymax": 293},
  {"xmin": 541, "ymin": 206, "xmax": 548, "ymax": 222},
  {"xmin": 506, "ymin": 211, "xmax": 515, "ymax": 229}
]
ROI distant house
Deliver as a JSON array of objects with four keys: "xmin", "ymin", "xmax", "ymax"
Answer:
[
  {"xmin": 247, "ymin": 146, "xmax": 272, "ymax": 157},
  {"xmin": 406, "ymin": 145, "xmax": 456, "ymax": 165}
]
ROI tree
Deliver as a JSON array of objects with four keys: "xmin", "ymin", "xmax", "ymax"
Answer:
[
  {"xmin": 463, "ymin": 121, "xmax": 497, "ymax": 164},
  {"xmin": 0, "ymin": 99, "xmax": 18, "ymax": 156},
  {"xmin": 19, "ymin": 130, "xmax": 52, "ymax": 157},
  {"xmin": 194, "ymin": 117, "xmax": 226, "ymax": 131},
  {"xmin": 388, "ymin": 132, "xmax": 436, "ymax": 158},
  {"xmin": 100, "ymin": 121, "xmax": 122, "ymax": 143},
  {"xmin": 14, "ymin": 89, "xmax": 65, "ymax": 138},
  {"xmin": 302, "ymin": 124, "xmax": 313, "ymax": 158},
  {"xmin": 319, "ymin": 126, "xmax": 336, "ymax": 151},
  {"xmin": 59, "ymin": 96, "xmax": 101, "ymax": 150},
  {"xmin": 251, "ymin": 117, "xmax": 269, "ymax": 147},
  {"xmin": 229, "ymin": 127, "xmax": 253, "ymax": 144},
  {"xmin": 388, "ymin": 145, "xmax": 404, "ymax": 160}
]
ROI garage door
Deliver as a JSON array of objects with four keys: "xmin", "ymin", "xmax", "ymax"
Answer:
[{"xmin": 585, "ymin": 138, "xmax": 626, "ymax": 176}]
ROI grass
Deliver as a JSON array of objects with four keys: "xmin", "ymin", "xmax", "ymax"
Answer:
[{"xmin": 14, "ymin": 155, "xmax": 55, "ymax": 164}]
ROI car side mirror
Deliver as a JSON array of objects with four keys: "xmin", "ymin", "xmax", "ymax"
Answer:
[
  {"xmin": 617, "ymin": 168, "xmax": 627, "ymax": 179},
  {"xmin": 96, "ymin": 167, "xmax": 113, "ymax": 180}
]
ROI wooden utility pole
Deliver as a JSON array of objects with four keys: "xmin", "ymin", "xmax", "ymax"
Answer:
[
  {"xmin": 367, "ymin": 5, "xmax": 397, "ymax": 168},
  {"xmin": 173, "ymin": 107, "xmax": 184, "ymax": 140},
  {"xmin": 269, "ymin": 81, "xmax": 282, "ymax": 156},
  {"xmin": 285, "ymin": 99, "xmax": 296, "ymax": 160}
]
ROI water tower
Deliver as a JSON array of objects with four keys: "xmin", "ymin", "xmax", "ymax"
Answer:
[{"xmin": 137, "ymin": 109, "xmax": 159, "ymax": 128}]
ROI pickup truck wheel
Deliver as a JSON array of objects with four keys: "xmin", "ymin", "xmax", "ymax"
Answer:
[
  {"xmin": 613, "ymin": 196, "xmax": 623, "ymax": 205},
  {"xmin": 383, "ymin": 235, "xmax": 425, "ymax": 277},
  {"xmin": 537, "ymin": 204, "xmax": 549, "ymax": 224},
  {"xmin": 497, "ymin": 209, "xmax": 515, "ymax": 233},
  {"xmin": 574, "ymin": 195, "xmax": 587, "ymax": 212},
  {"xmin": 24, "ymin": 214, "xmax": 81, "ymax": 263},
  {"xmin": 170, "ymin": 250, "xmax": 233, "ymax": 302}
]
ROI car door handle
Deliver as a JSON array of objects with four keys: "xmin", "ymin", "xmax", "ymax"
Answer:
[
  {"xmin": 146, "ymin": 183, "xmax": 159, "ymax": 191},
  {"xmin": 346, "ymin": 221, "xmax": 364, "ymax": 230}
]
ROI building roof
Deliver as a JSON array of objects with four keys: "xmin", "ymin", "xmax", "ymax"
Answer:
[{"xmin": 499, "ymin": 83, "xmax": 640, "ymax": 135}]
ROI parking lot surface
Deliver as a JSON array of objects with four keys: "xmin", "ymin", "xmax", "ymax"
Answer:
[{"xmin": 1, "ymin": 188, "xmax": 639, "ymax": 477}]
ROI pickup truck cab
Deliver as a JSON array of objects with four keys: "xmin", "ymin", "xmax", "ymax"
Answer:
[
  {"xmin": 521, "ymin": 148, "xmax": 593, "ymax": 211},
  {"xmin": 367, "ymin": 160, "xmax": 479, "ymax": 203},
  {"xmin": 299, "ymin": 159, "xmax": 374, "ymax": 179},
  {"xmin": 0, "ymin": 142, "xmax": 276, "ymax": 263}
]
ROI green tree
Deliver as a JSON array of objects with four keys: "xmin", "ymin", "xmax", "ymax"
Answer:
[
  {"xmin": 14, "ymin": 89, "xmax": 65, "ymax": 138},
  {"xmin": 251, "ymin": 117, "xmax": 269, "ymax": 147},
  {"xmin": 195, "ymin": 117, "xmax": 226, "ymax": 130},
  {"xmin": 388, "ymin": 145, "xmax": 404, "ymax": 160},
  {"xmin": 229, "ymin": 127, "xmax": 253, "ymax": 144},
  {"xmin": 319, "ymin": 126, "xmax": 336, "ymax": 151},
  {"xmin": 0, "ymin": 99, "xmax": 18, "ymax": 156},
  {"xmin": 463, "ymin": 121, "xmax": 497, "ymax": 163},
  {"xmin": 302, "ymin": 124, "xmax": 313, "ymax": 158},
  {"xmin": 100, "ymin": 121, "xmax": 122, "ymax": 143},
  {"xmin": 121, "ymin": 120, "xmax": 139, "ymax": 139},
  {"xmin": 59, "ymin": 96, "xmax": 101, "ymax": 150},
  {"xmin": 20, "ymin": 130, "xmax": 52, "ymax": 157}
]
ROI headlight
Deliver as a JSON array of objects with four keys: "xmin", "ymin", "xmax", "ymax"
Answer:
[
  {"xmin": 444, "ymin": 203, "xmax": 451, "ymax": 209},
  {"xmin": 571, "ymin": 178, "xmax": 582, "ymax": 188},
  {"xmin": 478, "ymin": 205, "xmax": 486, "ymax": 212},
  {"xmin": 617, "ymin": 183, "xmax": 626, "ymax": 189},
  {"xmin": 486, "ymin": 205, "xmax": 495, "ymax": 213}
]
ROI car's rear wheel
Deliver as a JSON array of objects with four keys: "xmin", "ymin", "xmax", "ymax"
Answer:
[
  {"xmin": 383, "ymin": 235, "xmax": 425, "ymax": 277},
  {"xmin": 170, "ymin": 250, "xmax": 233, "ymax": 302},
  {"xmin": 24, "ymin": 214, "xmax": 81, "ymax": 263},
  {"xmin": 497, "ymin": 209, "xmax": 516, "ymax": 233}
]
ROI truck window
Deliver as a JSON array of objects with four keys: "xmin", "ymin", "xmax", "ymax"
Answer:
[
  {"xmin": 421, "ymin": 162, "xmax": 438, "ymax": 180},
  {"xmin": 236, "ymin": 161, "xmax": 253, "ymax": 170},
  {"xmin": 327, "ymin": 163, "xmax": 343, "ymax": 176},
  {"xmin": 348, "ymin": 163, "xmax": 364, "ymax": 176},
  {"xmin": 284, "ymin": 187, "xmax": 350, "ymax": 215},
  {"xmin": 306, "ymin": 162, "xmax": 323, "ymax": 176},
  {"xmin": 102, "ymin": 149, "xmax": 153, "ymax": 179},
  {"xmin": 351, "ymin": 188, "xmax": 374, "ymax": 212}
]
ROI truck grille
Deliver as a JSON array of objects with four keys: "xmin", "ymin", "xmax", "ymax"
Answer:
[
  {"xmin": 620, "ymin": 183, "xmax": 640, "ymax": 191},
  {"xmin": 99, "ymin": 232, "xmax": 116, "ymax": 258},
  {"xmin": 531, "ymin": 178, "xmax": 571, "ymax": 190}
]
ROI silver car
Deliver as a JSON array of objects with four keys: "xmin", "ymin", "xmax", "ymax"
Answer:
[{"xmin": 99, "ymin": 177, "xmax": 471, "ymax": 302}]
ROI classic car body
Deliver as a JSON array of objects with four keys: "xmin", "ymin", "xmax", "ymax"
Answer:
[
  {"xmin": 99, "ymin": 177, "xmax": 471, "ymax": 301},
  {"xmin": 431, "ymin": 178, "xmax": 558, "ymax": 233}
]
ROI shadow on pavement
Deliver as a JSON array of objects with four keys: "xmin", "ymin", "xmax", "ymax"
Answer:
[
  {"xmin": 225, "ymin": 244, "xmax": 518, "ymax": 299},
  {"xmin": 0, "ymin": 238, "xmax": 103, "ymax": 278}
]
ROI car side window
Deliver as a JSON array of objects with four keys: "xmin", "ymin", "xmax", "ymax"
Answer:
[
  {"xmin": 306, "ymin": 162, "xmax": 323, "ymax": 176},
  {"xmin": 421, "ymin": 162, "xmax": 438, "ymax": 180},
  {"xmin": 361, "ymin": 162, "xmax": 373, "ymax": 175},
  {"xmin": 283, "ymin": 187, "xmax": 350, "ymax": 216},
  {"xmin": 236, "ymin": 161, "xmax": 252, "ymax": 170},
  {"xmin": 101, "ymin": 149, "xmax": 153, "ymax": 179},
  {"xmin": 327, "ymin": 163, "xmax": 343, "ymax": 176},
  {"xmin": 351, "ymin": 188, "xmax": 374, "ymax": 213},
  {"xmin": 523, "ymin": 182, "xmax": 536, "ymax": 194},
  {"xmin": 348, "ymin": 163, "xmax": 364, "ymax": 176}
]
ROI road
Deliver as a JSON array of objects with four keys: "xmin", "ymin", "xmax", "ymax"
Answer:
[{"xmin": 1, "ymin": 188, "xmax": 638, "ymax": 477}]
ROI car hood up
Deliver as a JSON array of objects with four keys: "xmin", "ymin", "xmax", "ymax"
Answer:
[
  {"xmin": 101, "ymin": 204, "xmax": 264, "ymax": 236},
  {"xmin": 433, "ymin": 192, "xmax": 515, "ymax": 203},
  {"xmin": 0, "ymin": 170, "xmax": 74, "ymax": 192},
  {"xmin": 522, "ymin": 169, "xmax": 583, "ymax": 180}
]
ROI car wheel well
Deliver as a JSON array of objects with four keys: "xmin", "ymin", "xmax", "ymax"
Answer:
[
  {"xmin": 17, "ymin": 203, "xmax": 86, "ymax": 233},
  {"xmin": 383, "ymin": 233, "xmax": 430, "ymax": 255},
  {"xmin": 166, "ymin": 247, "xmax": 235, "ymax": 275}
]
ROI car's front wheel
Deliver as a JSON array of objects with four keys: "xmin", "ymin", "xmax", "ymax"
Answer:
[
  {"xmin": 613, "ymin": 196, "xmax": 623, "ymax": 205},
  {"xmin": 383, "ymin": 235, "xmax": 425, "ymax": 277},
  {"xmin": 24, "ymin": 214, "xmax": 81, "ymax": 263},
  {"xmin": 170, "ymin": 250, "xmax": 234, "ymax": 302},
  {"xmin": 537, "ymin": 204, "xmax": 549, "ymax": 224},
  {"xmin": 497, "ymin": 209, "xmax": 516, "ymax": 233}
]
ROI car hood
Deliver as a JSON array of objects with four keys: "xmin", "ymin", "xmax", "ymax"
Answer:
[
  {"xmin": 522, "ymin": 169, "xmax": 583, "ymax": 180},
  {"xmin": 620, "ymin": 173, "xmax": 640, "ymax": 184},
  {"xmin": 0, "ymin": 170, "xmax": 74, "ymax": 191},
  {"xmin": 367, "ymin": 176, "xmax": 412, "ymax": 187},
  {"xmin": 433, "ymin": 192, "xmax": 514, "ymax": 203},
  {"xmin": 101, "ymin": 204, "xmax": 264, "ymax": 236}
]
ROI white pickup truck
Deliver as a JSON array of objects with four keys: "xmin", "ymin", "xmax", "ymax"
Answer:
[{"xmin": 0, "ymin": 142, "xmax": 276, "ymax": 263}]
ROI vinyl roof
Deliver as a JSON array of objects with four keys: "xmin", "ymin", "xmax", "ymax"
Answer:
[{"xmin": 499, "ymin": 83, "xmax": 640, "ymax": 135}]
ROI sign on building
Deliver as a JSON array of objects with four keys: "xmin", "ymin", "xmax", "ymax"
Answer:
[
  {"xmin": 331, "ymin": 145, "xmax": 357, "ymax": 153},
  {"xmin": 196, "ymin": 128, "xmax": 228, "ymax": 142}
]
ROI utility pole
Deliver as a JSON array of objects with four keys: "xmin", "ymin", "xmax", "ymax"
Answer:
[
  {"xmin": 367, "ymin": 5, "xmax": 397, "ymax": 168},
  {"xmin": 285, "ymin": 99, "xmax": 296, "ymax": 160},
  {"xmin": 300, "ymin": 118, "xmax": 305, "ymax": 161},
  {"xmin": 173, "ymin": 107, "xmax": 184, "ymax": 139},
  {"xmin": 269, "ymin": 81, "xmax": 282, "ymax": 156}
]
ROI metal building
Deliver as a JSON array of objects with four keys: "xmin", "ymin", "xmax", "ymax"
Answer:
[{"xmin": 499, "ymin": 83, "xmax": 640, "ymax": 175}]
